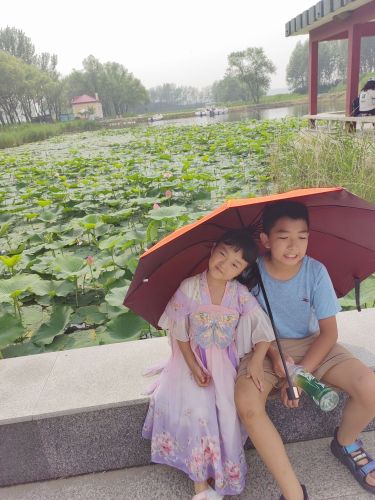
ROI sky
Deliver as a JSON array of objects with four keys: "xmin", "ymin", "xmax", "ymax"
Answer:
[{"xmin": 2, "ymin": 0, "xmax": 313, "ymax": 91}]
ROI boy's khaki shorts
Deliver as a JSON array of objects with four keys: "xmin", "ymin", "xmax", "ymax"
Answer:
[{"xmin": 237, "ymin": 334, "xmax": 355, "ymax": 389}]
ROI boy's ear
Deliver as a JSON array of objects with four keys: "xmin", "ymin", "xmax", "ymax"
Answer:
[{"xmin": 260, "ymin": 232, "xmax": 270, "ymax": 249}]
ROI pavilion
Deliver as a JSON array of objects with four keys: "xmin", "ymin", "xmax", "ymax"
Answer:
[{"xmin": 286, "ymin": 0, "xmax": 375, "ymax": 126}]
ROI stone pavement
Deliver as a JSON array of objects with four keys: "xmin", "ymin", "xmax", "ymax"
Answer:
[{"xmin": 2, "ymin": 433, "xmax": 375, "ymax": 499}]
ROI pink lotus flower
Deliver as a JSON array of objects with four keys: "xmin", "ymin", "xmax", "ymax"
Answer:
[
  {"xmin": 163, "ymin": 172, "xmax": 172, "ymax": 178},
  {"xmin": 164, "ymin": 190, "xmax": 172, "ymax": 198},
  {"xmin": 153, "ymin": 203, "xmax": 160, "ymax": 209},
  {"xmin": 86, "ymin": 255, "xmax": 94, "ymax": 266}
]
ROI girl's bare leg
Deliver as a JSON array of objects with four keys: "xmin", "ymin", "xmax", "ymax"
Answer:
[
  {"xmin": 235, "ymin": 376, "xmax": 304, "ymax": 500},
  {"xmin": 194, "ymin": 481, "xmax": 209, "ymax": 494}
]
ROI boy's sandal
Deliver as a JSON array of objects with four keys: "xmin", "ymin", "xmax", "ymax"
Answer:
[
  {"xmin": 279, "ymin": 484, "xmax": 308, "ymax": 500},
  {"xmin": 330, "ymin": 427, "xmax": 375, "ymax": 494}
]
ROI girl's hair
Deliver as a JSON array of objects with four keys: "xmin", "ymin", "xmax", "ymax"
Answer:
[
  {"xmin": 362, "ymin": 79, "xmax": 375, "ymax": 92},
  {"xmin": 216, "ymin": 229, "xmax": 259, "ymax": 289}
]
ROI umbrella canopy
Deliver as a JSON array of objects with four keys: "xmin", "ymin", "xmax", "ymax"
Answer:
[{"xmin": 124, "ymin": 187, "xmax": 375, "ymax": 328}]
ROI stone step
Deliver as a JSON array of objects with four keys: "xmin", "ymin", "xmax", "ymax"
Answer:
[
  {"xmin": 2, "ymin": 433, "xmax": 375, "ymax": 499},
  {"xmin": 1, "ymin": 308, "xmax": 375, "ymax": 487}
]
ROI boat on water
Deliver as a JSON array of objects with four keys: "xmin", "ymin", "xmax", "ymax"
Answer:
[
  {"xmin": 148, "ymin": 114, "xmax": 163, "ymax": 122},
  {"xmin": 195, "ymin": 106, "xmax": 228, "ymax": 117}
]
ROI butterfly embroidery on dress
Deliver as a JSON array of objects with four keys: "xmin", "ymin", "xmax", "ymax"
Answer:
[{"xmin": 191, "ymin": 311, "xmax": 238, "ymax": 349}]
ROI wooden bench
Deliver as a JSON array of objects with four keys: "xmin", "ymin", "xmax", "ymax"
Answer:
[{"xmin": 305, "ymin": 112, "xmax": 375, "ymax": 131}]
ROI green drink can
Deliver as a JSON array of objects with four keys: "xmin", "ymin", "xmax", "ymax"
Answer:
[{"xmin": 289, "ymin": 364, "xmax": 339, "ymax": 412}]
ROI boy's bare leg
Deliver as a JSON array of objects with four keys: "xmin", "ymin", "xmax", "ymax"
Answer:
[
  {"xmin": 235, "ymin": 376, "xmax": 304, "ymax": 500},
  {"xmin": 322, "ymin": 358, "xmax": 375, "ymax": 486}
]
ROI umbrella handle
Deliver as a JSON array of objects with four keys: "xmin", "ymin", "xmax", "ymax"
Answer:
[{"xmin": 256, "ymin": 265, "xmax": 299, "ymax": 401}]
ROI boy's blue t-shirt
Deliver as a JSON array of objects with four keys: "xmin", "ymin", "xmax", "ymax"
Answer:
[{"xmin": 252, "ymin": 256, "xmax": 341, "ymax": 339}]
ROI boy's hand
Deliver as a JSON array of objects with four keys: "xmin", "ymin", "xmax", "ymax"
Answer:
[
  {"xmin": 191, "ymin": 364, "xmax": 211, "ymax": 387},
  {"xmin": 246, "ymin": 357, "xmax": 265, "ymax": 392},
  {"xmin": 280, "ymin": 380, "xmax": 301, "ymax": 409}
]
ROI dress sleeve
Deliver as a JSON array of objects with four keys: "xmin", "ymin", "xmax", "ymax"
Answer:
[
  {"xmin": 158, "ymin": 278, "xmax": 197, "ymax": 342},
  {"xmin": 236, "ymin": 292, "xmax": 275, "ymax": 359}
]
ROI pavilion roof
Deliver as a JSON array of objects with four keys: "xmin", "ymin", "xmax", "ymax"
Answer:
[
  {"xmin": 71, "ymin": 95, "xmax": 99, "ymax": 105},
  {"xmin": 285, "ymin": 0, "xmax": 374, "ymax": 36}
]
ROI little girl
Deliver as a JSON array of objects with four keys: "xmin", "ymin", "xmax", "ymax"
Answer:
[{"xmin": 142, "ymin": 229, "xmax": 274, "ymax": 499}]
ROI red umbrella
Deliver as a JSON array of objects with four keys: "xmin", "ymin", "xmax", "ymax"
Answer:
[{"xmin": 124, "ymin": 187, "xmax": 375, "ymax": 328}]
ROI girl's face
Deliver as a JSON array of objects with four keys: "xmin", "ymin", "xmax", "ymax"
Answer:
[{"xmin": 208, "ymin": 242, "xmax": 249, "ymax": 282}]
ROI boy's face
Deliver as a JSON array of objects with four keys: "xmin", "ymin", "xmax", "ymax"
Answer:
[{"xmin": 260, "ymin": 217, "xmax": 309, "ymax": 268}]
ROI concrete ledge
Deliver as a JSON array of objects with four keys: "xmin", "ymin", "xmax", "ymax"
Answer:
[
  {"xmin": 1, "ymin": 309, "xmax": 375, "ymax": 486},
  {"xmin": 4, "ymin": 433, "xmax": 375, "ymax": 499}
]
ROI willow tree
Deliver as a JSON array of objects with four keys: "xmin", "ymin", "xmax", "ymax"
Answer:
[{"xmin": 227, "ymin": 47, "xmax": 276, "ymax": 104}]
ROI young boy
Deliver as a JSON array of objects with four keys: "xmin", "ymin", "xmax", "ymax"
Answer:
[{"xmin": 235, "ymin": 201, "xmax": 375, "ymax": 500}]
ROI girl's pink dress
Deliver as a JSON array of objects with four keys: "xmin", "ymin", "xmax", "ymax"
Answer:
[{"xmin": 142, "ymin": 271, "xmax": 273, "ymax": 496}]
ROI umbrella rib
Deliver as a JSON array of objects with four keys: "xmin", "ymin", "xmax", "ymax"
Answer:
[{"xmin": 235, "ymin": 208, "xmax": 246, "ymax": 228}]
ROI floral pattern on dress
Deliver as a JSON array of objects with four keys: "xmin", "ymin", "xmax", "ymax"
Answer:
[
  {"xmin": 224, "ymin": 459, "xmax": 244, "ymax": 491},
  {"xmin": 151, "ymin": 431, "xmax": 178, "ymax": 461}
]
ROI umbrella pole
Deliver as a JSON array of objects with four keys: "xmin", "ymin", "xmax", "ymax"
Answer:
[{"xmin": 256, "ymin": 266, "xmax": 299, "ymax": 401}]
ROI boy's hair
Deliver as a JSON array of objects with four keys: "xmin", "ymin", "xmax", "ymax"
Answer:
[
  {"xmin": 262, "ymin": 201, "xmax": 309, "ymax": 235},
  {"xmin": 216, "ymin": 229, "xmax": 258, "ymax": 288}
]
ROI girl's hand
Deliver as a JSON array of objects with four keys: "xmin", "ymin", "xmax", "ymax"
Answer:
[
  {"xmin": 246, "ymin": 357, "xmax": 265, "ymax": 392},
  {"xmin": 268, "ymin": 346, "xmax": 294, "ymax": 378},
  {"xmin": 191, "ymin": 364, "xmax": 211, "ymax": 387}
]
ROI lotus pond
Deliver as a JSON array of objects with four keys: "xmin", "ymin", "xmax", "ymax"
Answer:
[{"xmin": 0, "ymin": 119, "xmax": 373, "ymax": 358}]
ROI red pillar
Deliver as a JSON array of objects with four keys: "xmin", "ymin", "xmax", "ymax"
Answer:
[
  {"xmin": 308, "ymin": 37, "xmax": 319, "ymax": 119},
  {"xmin": 346, "ymin": 24, "xmax": 361, "ymax": 117}
]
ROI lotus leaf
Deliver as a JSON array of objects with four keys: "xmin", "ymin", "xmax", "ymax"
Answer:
[
  {"xmin": 0, "ymin": 254, "xmax": 22, "ymax": 269},
  {"xmin": 1, "ymin": 340, "xmax": 44, "ymax": 358},
  {"xmin": 70, "ymin": 305, "xmax": 107, "ymax": 325},
  {"xmin": 0, "ymin": 275, "xmax": 44, "ymax": 302},
  {"xmin": 147, "ymin": 205, "xmax": 187, "ymax": 220},
  {"xmin": 98, "ymin": 235, "xmax": 127, "ymax": 250},
  {"xmin": 53, "ymin": 256, "xmax": 87, "ymax": 277},
  {"xmin": 0, "ymin": 314, "xmax": 25, "ymax": 349},
  {"xmin": 103, "ymin": 311, "xmax": 148, "ymax": 340},
  {"xmin": 104, "ymin": 285, "xmax": 129, "ymax": 307},
  {"xmin": 32, "ymin": 305, "xmax": 73, "ymax": 346}
]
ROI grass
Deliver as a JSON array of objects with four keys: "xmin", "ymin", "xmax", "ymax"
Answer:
[
  {"xmin": 0, "ymin": 120, "xmax": 102, "ymax": 149},
  {"xmin": 268, "ymin": 128, "xmax": 375, "ymax": 203}
]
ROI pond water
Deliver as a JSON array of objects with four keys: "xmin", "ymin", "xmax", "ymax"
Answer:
[{"xmin": 150, "ymin": 97, "xmax": 345, "ymax": 127}]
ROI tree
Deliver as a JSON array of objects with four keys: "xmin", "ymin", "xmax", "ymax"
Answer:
[
  {"xmin": 286, "ymin": 38, "xmax": 373, "ymax": 94},
  {"xmin": 227, "ymin": 47, "xmax": 276, "ymax": 103},
  {"xmin": 0, "ymin": 27, "xmax": 36, "ymax": 64},
  {"xmin": 361, "ymin": 36, "xmax": 375, "ymax": 74},
  {"xmin": 211, "ymin": 75, "xmax": 248, "ymax": 102},
  {"xmin": 64, "ymin": 56, "xmax": 148, "ymax": 117},
  {"xmin": 286, "ymin": 41, "xmax": 308, "ymax": 93}
]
